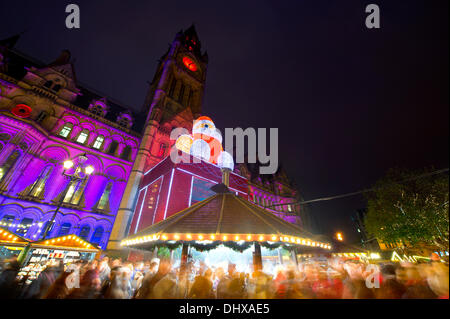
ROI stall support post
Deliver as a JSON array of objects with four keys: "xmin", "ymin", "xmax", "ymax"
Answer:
[
  {"xmin": 277, "ymin": 247, "xmax": 283, "ymax": 265},
  {"xmin": 180, "ymin": 243, "xmax": 189, "ymax": 268},
  {"xmin": 170, "ymin": 249, "xmax": 175, "ymax": 263},
  {"xmin": 152, "ymin": 246, "xmax": 158, "ymax": 259},
  {"xmin": 253, "ymin": 242, "xmax": 263, "ymax": 272},
  {"xmin": 17, "ymin": 243, "xmax": 31, "ymax": 266},
  {"xmin": 291, "ymin": 248, "xmax": 298, "ymax": 266}
]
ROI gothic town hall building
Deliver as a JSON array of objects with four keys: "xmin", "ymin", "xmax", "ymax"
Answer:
[{"xmin": 0, "ymin": 26, "xmax": 304, "ymax": 254}]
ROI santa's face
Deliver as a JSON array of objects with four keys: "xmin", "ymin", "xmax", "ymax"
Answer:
[{"xmin": 193, "ymin": 119, "xmax": 222, "ymax": 143}]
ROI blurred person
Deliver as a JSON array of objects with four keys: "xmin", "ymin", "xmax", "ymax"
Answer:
[
  {"xmin": 216, "ymin": 263, "xmax": 237, "ymax": 299},
  {"xmin": 135, "ymin": 258, "xmax": 171, "ymax": 299},
  {"xmin": 98, "ymin": 257, "xmax": 110, "ymax": 284},
  {"xmin": 188, "ymin": 268, "xmax": 214, "ymax": 299},
  {"xmin": 399, "ymin": 264, "xmax": 437, "ymax": 299},
  {"xmin": 425, "ymin": 262, "xmax": 449, "ymax": 299},
  {"xmin": 22, "ymin": 260, "xmax": 63, "ymax": 299},
  {"xmin": 374, "ymin": 263, "xmax": 405, "ymax": 299},
  {"xmin": 66, "ymin": 268, "xmax": 101, "ymax": 299},
  {"xmin": 0, "ymin": 258, "xmax": 20, "ymax": 299},
  {"xmin": 44, "ymin": 271, "xmax": 72, "ymax": 299},
  {"xmin": 103, "ymin": 265, "xmax": 131, "ymax": 299}
]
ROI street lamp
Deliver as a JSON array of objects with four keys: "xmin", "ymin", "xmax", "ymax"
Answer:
[
  {"xmin": 41, "ymin": 153, "xmax": 94, "ymax": 240},
  {"xmin": 336, "ymin": 232, "xmax": 344, "ymax": 242}
]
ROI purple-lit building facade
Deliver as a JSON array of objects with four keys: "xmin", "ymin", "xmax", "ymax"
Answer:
[{"xmin": 0, "ymin": 35, "xmax": 142, "ymax": 249}]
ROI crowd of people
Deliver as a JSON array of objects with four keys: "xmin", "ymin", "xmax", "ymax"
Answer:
[{"xmin": 0, "ymin": 254, "xmax": 448, "ymax": 299}]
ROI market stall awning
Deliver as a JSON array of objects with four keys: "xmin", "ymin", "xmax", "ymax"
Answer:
[
  {"xmin": 121, "ymin": 193, "xmax": 332, "ymax": 250},
  {"xmin": 31, "ymin": 235, "xmax": 100, "ymax": 253},
  {"xmin": 0, "ymin": 228, "xmax": 30, "ymax": 247}
]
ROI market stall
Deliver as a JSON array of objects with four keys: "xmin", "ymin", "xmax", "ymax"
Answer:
[
  {"xmin": 121, "ymin": 183, "xmax": 332, "ymax": 272},
  {"xmin": 17, "ymin": 235, "xmax": 100, "ymax": 284},
  {"xmin": 0, "ymin": 228, "xmax": 30, "ymax": 260}
]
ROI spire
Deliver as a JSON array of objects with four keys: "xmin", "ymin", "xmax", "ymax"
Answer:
[
  {"xmin": 48, "ymin": 49, "xmax": 71, "ymax": 67},
  {"xmin": 0, "ymin": 33, "xmax": 22, "ymax": 49}
]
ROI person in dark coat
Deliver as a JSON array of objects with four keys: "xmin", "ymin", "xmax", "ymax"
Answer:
[{"xmin": 0, "ymin": 258, "xmax": 20, "ymax": 299}]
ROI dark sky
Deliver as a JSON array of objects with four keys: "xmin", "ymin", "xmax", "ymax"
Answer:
[{"xmin": 1, "ymin": 1, "xmax": 448, "ymax": 243}]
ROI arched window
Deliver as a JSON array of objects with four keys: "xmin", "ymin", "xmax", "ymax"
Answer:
[
  {"xmin": 58, "ymin": 222, "xmax": 71, "ymax": 236},
  {"xmin": 79, "ymin": 225, "xmax": 90, "ymax": 240},
  {"xmin": 90, "ymin": 104, "xmax": 106, "ymax": 117},
  {"xmin": 178, "ymin": 83, "xmax": 185, "ymax": 103},
  {"xmin": 0, "ymin": 150, "xmax": 21, "ymax": 182},
  {"xmin": 28, "ymin": 165, "xmax": 53, "ymax": 198},
  {"xmin": 118, "ymin": 117, "xmax": 130, "ymax": 128},
  {"xmin": 76, "ymin": 129, "xmax": 89, "ymax": 144},
  {"xmin": 169, "ymin": 78, "xmax": 177, "ymax": 98},
  {"xmin": 52, "ymin": 84, "xmax": 61, "ymax": 92},
  {"xmin": 63, "ymin": 179, "xmax": 87, "ymax": 205},
  {"xmin": 90, "ymin": 226, "xmax": 104, "ymax": 245},
  {"xmin": 40, "ymin": 220, "xmax": 55, "ymax": 238},
  {"xmin": 97, "ymin": 182, "xmax": 112, "ymax": 211},
  {"xmin": 108, "ymin": 140, "xmax": 119, "ymax": 155},
  {"xmin": 0, "ymin": 215, "xmax": 15, "ymax": 229},
  {"xmin": 121, "ymin": 145, "xmax": 132, "ymax": 160},
  {"xmin": 59, "ymin": 123, "xmax": 73, "ymax": 138},
  {"xmin": 93, "ymin": 135, "xmax": 104, "ymax": 150},
  {"xmin": 36, "ymin": 111, "xmax": 48, "ymax": 123},
  {"xmin": 187, "ymin": 88, "xmax": 193, "ymax": 107},
  {"xmin": 16, "ymin": 218, "xmax": 33, "ymax": 236}
]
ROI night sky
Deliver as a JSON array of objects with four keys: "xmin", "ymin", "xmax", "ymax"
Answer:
[{"xmin": 1, "ymin": 1, "xmax": 448, "ymax": 244}]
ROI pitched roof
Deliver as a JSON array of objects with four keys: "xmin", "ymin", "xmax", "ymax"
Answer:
[{"xmin": 122, "ymin": 193, "xmax": 331, "ymax": 249}]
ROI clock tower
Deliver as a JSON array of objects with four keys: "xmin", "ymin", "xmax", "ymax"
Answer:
[{"xmin": 108, "ymin": 25, "xmax": 209, "ymax": 251}]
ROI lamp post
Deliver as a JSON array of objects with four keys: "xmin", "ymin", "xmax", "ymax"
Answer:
[
  {"xmin": 40, "ymin": 153, "xmax": 94, "ymax": 240},
  {"xmin": 336, "ymin": 232, "xmax": 344, "ymax": 242}
]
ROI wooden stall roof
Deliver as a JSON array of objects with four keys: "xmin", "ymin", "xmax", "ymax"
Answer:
[
  {"xmin": 0, "ymin": 228, "xmax": 30, "ymax": 247},
  {"xmin": 31, "ymin": 235, "xmax": 100, "ymax": 252},
  {"xmin": 122, "ymin": 193, "xmax": 332, "ymax": 249}
]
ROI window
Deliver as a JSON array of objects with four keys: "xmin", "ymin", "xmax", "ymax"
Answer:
[
  {"xmin": 118, "ymin": 118, "xmax": 130, "ymax": 128},
  {"xmin": 36, "ymin": 111, "xmax": 48, "ymax": 123},
  {"xmin": 108, "ymin": 140, "xmax": 119, "ymax": 155},
  {"xmin": 121, "ymin": 145, "xmax": 132, "ymax": 160},
  {"xmin": 52, "ymin": 84, "xmax": 61, "ymax": 92},
  {"xmin": 79, "ymin": 225, "xmax": 90, "ymax": 240},
  {"xmin": 58, "ymin": 222, "xmax": 71, "ymax": 236},
  {"xmin": 93, "ymin": 135, "xmax": 104, "ymax": 150},
  {"xmin": 76, "ymin": 129, "xmax": 89, "ymax": 144},
  {"xmin": 40, "ymin": 220, "xmax": 55, "ymax": 238},
  {"xmin": 158, "ymin": 143, "xmax": 167, "ymax": 157},
  {"xmin": 0, "ymin": 215, "xmax": 15, "ymax": 229},
  {"xmin": 169, "ymin": 78, "xmax": 176, "ymax": 98},
  {"xmin": 63, "ymin": 179, "xmax": 86, "ymax": 205},
  {"xmin": 59, "ymin": 123, "xmax": 73, "ymax": 138},
  {"xmin": 28, "ymin": 166, "xmax": 53, "ymax": 198},
  {"xmin": 16, "ymin": 218, "xmax": 33, "ymax": 236},
  {"xmin": 97, "ymin": 182, "xmax": 112, "ymax": 211},
  {"xmin": 91, "ymin": 105, "xmax": 104, "ymax": 116},
  {"xmin": 90, "ymin": 226, "xmax": 104, "ymax": 245},
  {"xmin": 0, "ymin": 150, "xmax": 20, "ymax": 182},
  {"xmin": 178, "ymin": 83, "xmax": 185, "ymax": 103},
  {"xmin": 187, "ymin": 89, "xmax": 193, "ymax": 107}
]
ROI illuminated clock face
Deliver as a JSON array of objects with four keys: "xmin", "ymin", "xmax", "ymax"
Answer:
[
  {"xmin": 182, "ymin": 56, "xmax": 197, "ymax": 72},
  {"xmin": 11, "ymin": 104, "xmax": 32, "ymax": 118}
]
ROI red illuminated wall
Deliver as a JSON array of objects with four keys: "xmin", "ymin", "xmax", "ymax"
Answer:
[{"xmin": 128, "ymin": 156, "xmax": 248, "ymax": 235}]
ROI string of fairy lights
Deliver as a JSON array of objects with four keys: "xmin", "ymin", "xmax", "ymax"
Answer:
[{"xmin": 121, "ymin": 232, "xmax": 332, "ymax": 250}]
